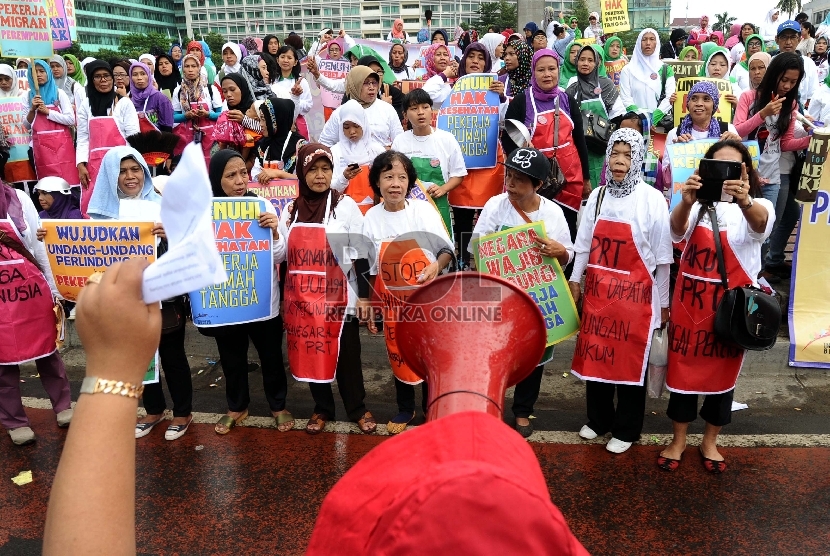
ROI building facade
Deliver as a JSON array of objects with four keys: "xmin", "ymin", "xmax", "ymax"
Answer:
[{"xmin": 75, "ymin": 0, "xmax": 179, "ymax": 52}]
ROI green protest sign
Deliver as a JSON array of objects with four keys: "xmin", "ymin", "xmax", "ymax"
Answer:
[{"xmin": 472, "ymin": 222, "xmax": 580, "ymax": 346}]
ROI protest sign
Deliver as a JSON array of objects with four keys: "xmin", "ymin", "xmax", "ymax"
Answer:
[
  {"xmin": 0, "ymin": 0, "xmax": 53, "ymax": 58},
  {"xmin": 665, "ymin": 60, "xmax": 704, "ymax": 79},
  {"xmin": 575, "ymin": 38, "xmax": 596, "ymax": 46},
  {"xmin": 45, "ymin": 0, "xmax": 71, "ymax": 49},
  {"xmin": 789, "ymin": 168, "xmax": 830, "ymax": 368},
  {"xmin": 605, "ymin": 59, "xmax": 627, "ymax": 87},
  {"xmin": 15, "ymin": 68, "xmax": 29, "ymax": 94},
  {"xmin": 664, "ymin": 139, "xmax": 759, "ymax": 209},
  {"xmin": 398, "ymin": 80, "xmax": 424, "ymax": 94},
  {"xmin": 406, "ymin": 179, "xmax": 450, "ymax": 235},
  {"xmin": 41, "ymin": 221, "xmax": 156, "ymax": 301},
  {"xmin": 436, "ymin": 73, "xmax": 500, "ymax": 169},
  {"xmin": 318, "ymin": 59, "xmax": 351, "ymax": 108},
  {"xmin": 472, "ymin": 222, "xmax": 579, "ymax": 346},
  {"xmin": 796, "ymin": 129, "xmax": 830, "ymax": 203},
  {"xmin": 601, "ymin": 0, "xmax": 631, "ymax": 33},
  {"xmin": 0, "ymin": 97, "xmax": 36, "ymax": 183},
  {"xmin": 190, "ymin": 198, "xmax": 273, "ymax": 327},
  {"xmin": 64, "ymin": 0, "xmax": 77, "ymax": 40},
  {"xmin": 673, "ymin": 77, "xmax": 733, "ymax": 128},
  {"xmin": 248, "ymin": 179, "xmax": 298, "ymax": 218}
]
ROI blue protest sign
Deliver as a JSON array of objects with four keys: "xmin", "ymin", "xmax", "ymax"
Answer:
[{"xmin": 436, "ymin": 73, "xmax": 500, "ymax": 169}]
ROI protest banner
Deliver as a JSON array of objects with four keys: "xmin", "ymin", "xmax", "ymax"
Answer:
[
  {"xmin": 789, "ymin": 166, "xmax": 830, "ymax": 368},
  {"xmin": 190, "ymin": 198, "xmax": 273, "ymax": 327},
  {"xmin": 605, "ymin": 58, "xmax": 627, "ymax": 87},
  {"xmin": 436, "ymin": 73, "xmax": 500, "ymax": 169},
  {"xmin": 673, "ymin": 77, "xmax": 733, "ymax": 128},
  {"xmin": 41, "ymin": 220, "xmax": 156, "ymax": 301},
  {"xmin": 45, "ymin": 0, "xmax": 71, "ymax": 50},
  {"xmin": 472, "ymin": 222, "xmax": 579, "ymax": 346},
  {"xmin": 0, "ymin": 0, "xmax": 53, "ymax": 58},
  {"xmin": 796, "ymin": 129, "xmax": 830, "ymax": 203},
  {"xmin": 318, "ymin": 59, "xmax": 351, "ymax": 108},
  {"xmin": 64, "ymin": 0, "xmax": 77, "ymax": 40},
  {"xmin": 664, "ymin": 139, "xmax": 760, "ymax": 209},
  {"xmin": 665, "ymin": 60, "xmax": 704, "ymax": 79},
  {"xmin": 575, "ymin": 38, "xmax": 596, "ymax": 46},
  {"xmin": 398, "ymin": 80, "xmax": 425, "ymax": 94},
  {"xmin": 248, "ymin": 179, "xmax": 298, "ymax": 218},
  {"xmin": 601, "ymin": 0, "xmax": 631, "ymax": 33},
  {"xmin": 0, "ymin": 97, "xmax": 36, "ymax": 183},
  {"xmin": 15, "ymin": 68, "xmax": 29, "ymax": 94}
]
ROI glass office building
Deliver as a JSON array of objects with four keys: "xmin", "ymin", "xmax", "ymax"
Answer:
[{"xmin": 75, "ymin": 0, "xmax": 179, "ymax": 51}]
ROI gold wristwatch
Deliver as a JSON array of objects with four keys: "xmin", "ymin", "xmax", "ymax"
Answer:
[{"xmin": 80, "ymin": 377, "xmax": 144, "ymax": 399}]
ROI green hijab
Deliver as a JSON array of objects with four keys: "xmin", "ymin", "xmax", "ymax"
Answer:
[
  {"xmin": 700, "ymin": 42, "xmax": 720, "ymax": 64},
  {"xmin": 678, "ymin": 46, "xmax": 698, "ymax": 61},
  {"xmin": 740, "ymin": 34, "xmax": 766, "ymax": 71},
  {"xmin": 603, "ymin": 36, "xmax": 624, "ymax": 61},
  {"xmin": 700, "ymin": 46, "xmax": 731, "ymax": 77},
  {"xmin": 347, "ymin": 44, "xmax": 395, "ymax": 84},
  {"xmin": 559, "ymin": 40, "xmax": 580, "ymax": 85},
  {"xmin": 63, "ymin": 53, "xmax": 85, "ymax": 86}
]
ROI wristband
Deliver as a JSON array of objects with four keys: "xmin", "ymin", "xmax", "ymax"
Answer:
[{"xmin": 80, "ymin": 377, "xmax": 144, "ymax": 399}]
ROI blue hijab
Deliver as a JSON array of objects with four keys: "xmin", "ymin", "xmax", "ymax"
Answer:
[
  {"xmin": 28, "ymin": 60, "xmax": 59, "ymax": 105},
  {"xmin": 87, "ymin": 146, "xmax": 161, "ymax": 220}
]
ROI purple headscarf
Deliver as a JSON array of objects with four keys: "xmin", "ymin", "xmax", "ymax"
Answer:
[
  {"xmin": 0, "ymin": 183, "xmax": 25, "ymax": 232},
  {"xmin": 523, "ymin": 49, "xmax": 571, "ymax": 130},
  {"xmin": 458, "ymin": 41, "xmax": 493, "ymax": 76},
  {"xmin": 531, "ymin": 49, "xmax": 563, "ymax": 102},
  {"xmin": 128, "ymin": 61, "xmax": 156, "ymax": 110},
  {"xmin": 38, "ymin": 192, "xmax": 82, "ymax": 220},
  {"xmin": 677, "ymin": 80, "xmax": 722, "ymax": 138}
]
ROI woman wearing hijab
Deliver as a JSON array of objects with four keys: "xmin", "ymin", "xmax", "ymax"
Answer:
[
  {"xmin": 566, "ymin": 45, "xmax": 625, "ymax": 188},
  {"xmin": 129, "ymin": 61, "xmax": 174, "ymax": 133},
  {"xmin": 252, "ymin": 97, "xmax": 305, "ymax": 182},
  {"xmin": 48, "ymin": 55, "xmax": 82, "ymax": 103},
  {"xmin": 34, "ymin": 176, "xmax": 83, "ymax": 220},
  {"xmin": 729, "ymin": 23, "xmax": 757, "ymax": 65},
  {"xmin": 480, "ymin": 33, "xmax": 506, "ymax": 72},
  {"xmin": 201, "ymin": 149, "xmax": 294, "ymax": 435},
  {"xmin": 0, "ymin": 64, "xmax": 21, "ymax": 99},
  {"xmin": 730, "ymin": 34, "xmax": 765, "ymax": 91},
  {"xmin": 431, "ymin": 28, "xmax": 450, "ymax": 45},
  {"xmin": 679, "ymin": 45, "xmax": 698, "ymax": 61},
  {"xmin": 215, "ymin": 42, "xmax": 243, "ymax": 87},
  {"xmin": 747, "ymin": 52, "xmax": 772, "ymax": 90},
  {"xmin": 660, "ymin": 29, "xmax": 689, "ymax": 60},
  {"xmin": 263, "ymin": 34, "xmax": 280, "ymax": 57},
  {"xmin": 419, "ymin": 42, "xmax": 460, "ymax": 107},
  {"xmin": 568, "ymin": 128, "xmax": 673, "ymax": 454},
  {"xmin": 558, "ymin": 40, "xmax": 580, "ymax": 86},
  {"xmin": 388, "ymin": 41, "xmax": 414, "ymax": 80},
  {"xmin": 237, "ymin": 54, "xmax": 271, "ymax": 100},
  {"xmin": 198, "ymin": 41, "xmax": 218, "ymax": 87},
  {"xmin": 170, "ymin": 44, "xmax": 183, "ymax": 68},
  {"xmin": 172, "ymin": 53, "xmax": 223, "ymax": 166},
  {"xmin": 387, "ymin": 18, "xmax": 411, "ymax": 43},
  {"xmin": 213, "ymin": 73, "xmax": 260, "ymax": 166},
  {"xmin": 0, "ymin": 176, "xmax": 72, "ymax": 446},
  {"xmin": 583, "ymin": 12, "xmax": 604, "ymax": 45},
  {"xmin": 24, "ymin": 60, "xmax": 78, "ymax": 187},
  {"xmin": 699, "ymin": 46, "xmax": 742, "ymax": 111},
  {"xmin": 812, "ymin": 36, "xmax": 829, "ymax": 82},
  {"xmin": 278, "ymin": 142, "xmax": 377, "ymax": 435},
  {"xmin": 319, "ymin": 66, "xmax": 403, "ymax": 148},
  {"xmin": 762, "ymin": 8, "xmax": 782, "ymax": 45},
  {"xmin": 603, "ymin": 35, "xmax": 628, "ymax": 65},
  {"xmin": 154, "ymin": 53, "xmax": 181, "ymax": 99},
  {"xmin": 523, "ymin": 22, "xmax": 538, "ymax": 46},
  {"xmin": 309, "ymin": 28, "xmax": 335, "ymax": 58},
  {"xmin": 688, "ymin": 15, "xmax": 713, "ymax": 54},
  {"xmin": 619, "ymin": 29, "xmax": 675, "ymax": 126},
  {"xmin": 724, "ymin": 23, "xmax": 743, "ymax": 50},
  {"xmin": 63, "ymin": 54, "xmax": 85, "ymax": 87},
  {"xmin": 499, "ymin": 38, "xmax": 533, "ymax": 98},
  {"xmin": 503, "ymin": 48, "xmax": 591, "ymax": 237}
]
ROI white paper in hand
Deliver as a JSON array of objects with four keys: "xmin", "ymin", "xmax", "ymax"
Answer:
[{"xmin": 142, "ymin": 142, "xmax": 227, "ymax": 303}]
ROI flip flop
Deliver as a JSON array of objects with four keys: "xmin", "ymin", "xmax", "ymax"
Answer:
[
  {"xmin": 306, "ymin": 413, "xmax": 329, "ymax": 435},
  {"xmin": 274, "ymin": 410, "xmax": 295, "ymax": 432},
  {"xmin": 215, "ymin": 410, "xmax": 248, "ymax": 435}
]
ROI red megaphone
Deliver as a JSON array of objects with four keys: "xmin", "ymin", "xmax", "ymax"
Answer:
[{"xmin": 397, "ymin": 272, "xmax": 546, "ymax": 421}]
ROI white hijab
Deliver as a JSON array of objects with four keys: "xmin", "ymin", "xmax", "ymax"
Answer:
[
  {"xmin": 763, "ymin": 9, "xmax": 781, "ymax": 39},
  {"xmin": 479, "ymin": 34, "xmax": 505, "ymax": 72},
  {"xmin": 629, "ymin": 28, "xmax": 663, "ymax": 82},
  {"xmin": 336, "ymin": 99, "xmax": 385, "ymax": 166},
  {"xmin": 220, "ymin": 42, "xmax": 242, "ymax": 75},
  {"xmin": 0, "ymin": 64, "xmax": 20, "ymax": 98}
]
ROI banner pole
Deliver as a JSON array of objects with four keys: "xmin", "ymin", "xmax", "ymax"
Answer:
[{"xmin": 29, "ymin": 58, "xmax": 40, "ymax": 96}]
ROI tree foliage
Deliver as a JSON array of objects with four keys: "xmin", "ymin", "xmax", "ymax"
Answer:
[
  {"xmin": 565, "ymin": 0, "xmax": 591, "ymax": 34},
  {"xmin": 118, "ymin": 32, "xmax": 173, "ymax": 59},
  {"xmin": 203, "ymin": 32, "xmax": 226, "ymax": 67},
  {"xmin": 475, "ymin": 0, "xmax": 518, "ymax": 32},
  {"xmin": 776, "ymin": 0, "xmax": 802, "ymax": 18},
  {"xmin": 713, "ymin": 12, "xmax": 737, "ymax": 32}
]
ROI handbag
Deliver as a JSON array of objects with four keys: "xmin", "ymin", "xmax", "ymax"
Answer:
[
  {"xmin": 576, "ymin": 89, "xmax": 614, "ymax": 152},
  {"xmin": 707, "ymin": 205, "xmax": 780, "ymax": 351},
  {"xmin": 160, "ymin": 296, "xmax": 188, "ymax": 334},
  {"xmin": 538, "ymin": 96, "xmax": 566, "ymax": 200}
]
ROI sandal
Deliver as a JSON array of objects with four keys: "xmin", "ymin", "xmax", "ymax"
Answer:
[
  {"xmin": 274, "ymin": 410, "xmax": 295, "ymax": 432},
  {"xmin": 386, "ymin": 412, "xmax": 415, "ymax": 435},
  {"xmin": 357, "ymin": 411, "xmax": 377, "ymax": 434},
  {"xmin": 306, "ymin": 413, "xmax": 329, "ymax": 435},
  {"xmin": 699, "ymin": 447, "xmax": 727, "ymax": 474},
  {"xmin": 214, "ymin": 410, "xmax": 248, "ymax": 435},
  {"xmin": 657, "ymin": 454, "xmax": 682, "ymax": 472}
]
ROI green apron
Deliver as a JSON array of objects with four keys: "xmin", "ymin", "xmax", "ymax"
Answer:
[{"xmin": 410, "ymin": 156, "xmax": 454, "ymax": 237}]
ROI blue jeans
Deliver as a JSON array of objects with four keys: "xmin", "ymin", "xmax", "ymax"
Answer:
[
  {"xmin": 759, "ymin": 182, "xmax": 780, "ymax": 264},
  {"xmin": 766, "ymin": 174, "xmax": 800, "ymax": 268}
]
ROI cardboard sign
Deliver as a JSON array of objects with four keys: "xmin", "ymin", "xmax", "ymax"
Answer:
[
  {"xmin": 472, "ymin": 222, "xmax": 580, "ymax": 346},
  {"xmin": 318, "ymin": 59, "xmax": 351, "ymax": 108},
  {"xmin": 248, "ymin": 179, "xmax": 298, "ymax": 218},
  {"xmin": 190, "ymin": 199, "xmax": 273, "ymax": 327},
  {"xmin": 673, "ymin": 77, "xmax": 733, "ymax": 128},
  {"xmin": 666, "ymin": 60, "xmax": 704, "ymax": 79},
  {"xmin": 605, "ymin": 59, "xmax": 627, "ymax": 88},
  {"xmin": 398, "ymin": 80, "xmax": 425, "ymax": 94},
  {"xmin": 601, "ymin": 0, "xmax": 631, "ymax": 34},
  {"xmin": 44, "ymin": 0, "xmax": 71, "ymax": 49},
  {"xmin": 0, "ymin": 97, "xmax": 35, "ymax": 183},
  {"xmin": 0, "ymin": 0, "xmax": 53, "ymax": 58},
  {"xmin": 796, "ymin": 130, "xmax": 830, "ymax": 203},
  {"xmin": 436, "ymin": 73, "xmax": 500, "ymax": 169},
  {"xmin": 64, "ymin": 0, "xmax": 77, "ymax": 40},
  {"xmin": 665, "ymin": 139, "xmax": 760, "ymax": 209},
  {"xmin": 42, "ymin": 220, "xmax": 156, "ymax": 301}
]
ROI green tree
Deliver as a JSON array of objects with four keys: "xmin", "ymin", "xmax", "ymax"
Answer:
[
  {"xmin": 203, "ymin": 31, "xmax": 226, "ymax": 67},
  {"xmin": 475, "ymin": 0, "xmax": 518, "ymax": 33},
  {"xmin": 565, "ymin": 0, "xmax": 591, "ymax": 34},
  {"xmin": 55, "ymin": 41, "xmax": 85, "ymax": 57},
  {"xmin": 713, "ymin": 12, "xmax": 737, "ymax": 32},
  {"xmin": 776, "ymin": 0, "xmax": 802, "ymax": 18},
  {"xmin": 119, "ymin": 32, "xmax": 172, "ymax": 59}
]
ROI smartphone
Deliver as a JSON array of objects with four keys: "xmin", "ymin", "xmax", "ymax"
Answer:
[
  {"xmin": 347, "ymin": 163, "xmax": 359, "ymax": 170},
  {"xmin": 697, "ymin": 158, "xmax": 742, "ymax": 203}
]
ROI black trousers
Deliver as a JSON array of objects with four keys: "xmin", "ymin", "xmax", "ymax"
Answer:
[
  {"xmin": 562, "ymin": 205, "xmax": 578, "ymax": 276},
  {"xmin": 142, "ymin": 325, "xmax": 193, "ymax": 417},
  {"xmin": 453, "ymin": 207, "xmax": 476, "ymax": 264},
  {"xmin": 585, "ymin": 380, "xmax": 648, "ymax": 442},
  {"xmin": 667, "ymin": 389, "xmax": 734, "ymax": 427},
  {"xmin": 511, "ymin": 364, "xmax": 545, "ymax": 419},
  {"xmin": 308, "ymin": 317, "xmax": 367, "ymax": 422},
  {"xmin": 395, "ymin": 378, "xmax": 428, "ymax": 415},
  {"xmin": 214, "ymin": 315, "xmax": 288, "ymax": 413}
]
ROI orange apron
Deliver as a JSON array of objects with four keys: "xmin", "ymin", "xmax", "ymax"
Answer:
[
  {"xmin": 344, "ymin": 165, "xmax": 375, "ymax": 215},
  {"xmin": 31, "ymin": 104, "xmax": 79, "ymax": 185},
  {"xmin": 571, "ymin": 219, "xmax": 654, "ymax": 385},
  {"xmin": 448, "ymin": 144, "xmax": 505, "ymax": 209}
]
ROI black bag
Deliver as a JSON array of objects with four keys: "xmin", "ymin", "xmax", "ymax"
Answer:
[
  {"xmin": 707, "ymin": 205, "xmax": 780, "ymax": 351},
  {"xmin": 576, "ymin": 89, "xmax": 614, "ymax": 153},
  {"xmin": 538, "ymin": 96, "xmax": 566, "ymax": 200},
  {"xmin": 160, "ymin": 296, "xmax": 188, "ymax": 335},
  {"xmin": 653, "ymin": 65, "xmax": 675, "ymax": 133}
]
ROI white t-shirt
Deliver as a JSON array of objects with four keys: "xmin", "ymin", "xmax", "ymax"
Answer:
[
  {"xmin": 470, "ymin": 193, "xmax": 575, "ymax": 264},
  {"xmin": 391, "ymin": 129, "xmax": 468, "ymax": 185},
  {"xmin": 319, "ymin": 99, "xmax": 404, "ymax": 148},
  {"xmin": 362, "ymin": 199, "xmax": 454, "ymax": 275},
  {"xmin": 730, "ymin": 63, "xmax": 750, "ymax": 92},
  {"xmin": 270, "ymin": 77, "xmax": 313, "ymax": 120}
]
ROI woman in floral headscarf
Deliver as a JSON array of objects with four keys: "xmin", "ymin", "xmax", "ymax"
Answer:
[
  {"xmin": 419, "ymin": 42, "xmax": 458, "ymax": 108},
  {"xmin": 499, "ymin": 38, "xmax": 533, "ymax": 98}
]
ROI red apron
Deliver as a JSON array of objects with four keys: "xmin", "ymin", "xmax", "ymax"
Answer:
[
  {"xmin": 31, "ymin": 105, "xmax": 79, "ymax": 185},
  {"xmin": 571, "ymin": 219, "xmax": 654, "ymax": 385},
  {"xmin": 283, "ymin": 197, "xmax": 349, "ymax": 382},
  {"xmin": 173, "ymin": 101, "xmax": 215, "ymax": 167},
  {"xmin": 529, "ymin": 93, "xmax": 584, "ymax": 212},
  {"xmin": 0, "ymin": 221, "xmax": 57, "ymax": 365},
  {"xmin": 82, "ymin": 115, "xmax": 126, "ymax": 215},
  {"xmin": 448, "ymin": 144, "xmax": 505, "ymax": 209},
  {"xmin": 374, "ymin": 237, "xmax": 432, "ymax": 385},
  {"xmin": 137, "ymin": 95, "xmax": 161, "ymax": 133},
  {"xmin": 666, "ymin": 219, "xmax": 752, "ymax": 394},
  {"xmin": 344, "ymin": 165, "xmax": 375, "ymax": 215}
]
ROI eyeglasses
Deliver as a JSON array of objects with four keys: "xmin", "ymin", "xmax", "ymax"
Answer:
[
  {"xmin": 93, "ymin": 75, "xmax": 113, "ymax": 82},
  {"xmin": 113, "ymin": 72, "xmax": 128, "ymax": 78}
]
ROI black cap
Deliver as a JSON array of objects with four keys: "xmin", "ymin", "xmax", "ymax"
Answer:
[{"xmin": 503, "ymin": 148, "xmax": 549, "ymax": 183}]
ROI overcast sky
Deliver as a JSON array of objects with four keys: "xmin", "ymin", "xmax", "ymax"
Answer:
[{"xmin": 669, "ymin": 1, "xmax": 791, "ymax": 28}]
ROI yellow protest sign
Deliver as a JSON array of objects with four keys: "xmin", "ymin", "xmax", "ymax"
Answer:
[
  {"xmin": 673, "ymin": 77, "xmax": 733, "ymax": 128},
  {"xmin": 602, "ymin": 0, "xmax": 631, "ymax": 34},
  {"xmin": 42, "ymin": 220, "xmax": 156, "ymax": 301}
]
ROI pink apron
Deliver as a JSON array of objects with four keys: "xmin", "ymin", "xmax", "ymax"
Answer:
[
  {"xmin": 172, "ymin": 100, "xmax": 215, "ymax": 167},
  {"xmin": 0, "ymin": 221, "xmax": 57, "ymax": 365},
  {"xmin": 32, "ymin": 104, "xmax": 79, "ymax": 185},
  {"xmin": 82, "ymin": 115, "xmax": 126, "ymax": 215}
]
